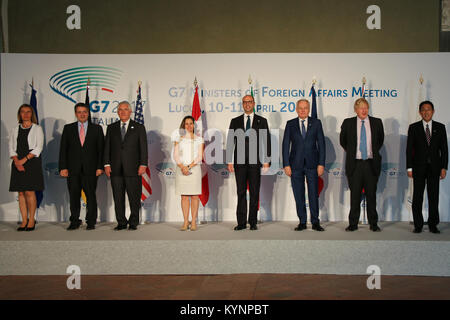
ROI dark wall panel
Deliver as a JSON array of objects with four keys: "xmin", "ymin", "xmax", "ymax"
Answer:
[{"xmin": 5, "ymin": 0, "xmax": 440, "ymax": 53}]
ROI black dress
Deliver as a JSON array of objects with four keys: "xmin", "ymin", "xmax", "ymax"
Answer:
[{"xmin": 9, "ymin": 126, "xmax": 44, "ymax": 192}]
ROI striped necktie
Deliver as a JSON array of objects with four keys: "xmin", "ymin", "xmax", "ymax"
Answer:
[{"xmin": 426, "ymin": 124, "xmax": 431, "ymax": 146}]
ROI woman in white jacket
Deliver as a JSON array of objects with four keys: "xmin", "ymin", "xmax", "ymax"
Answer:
[{"xmin": 9, "ymin": 104, "xmax": 44, "ymax": 231}]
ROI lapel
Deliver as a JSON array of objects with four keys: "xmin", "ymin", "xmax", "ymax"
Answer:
[
  {"xmin": 73, "ymin": 122, "xmax": 83, "ymax": 148},
  {"xmin": 352, "ymin": 117, "xmax": 358, "ymax": 145},
  {"xmin": 368, "ymin": 116, "xmax": 374, "ymax": 146},
  {"xmin": 294, "ymin": 117, "xmax": 301, "ymax": 138},
  {"xmin": 430, "ymin": 120, "xmax": 436, "ymax": 145},
  {"xmin": 238, "ymin": 114, "xmax": 245, "ymax": 130},
  {"xmin": 304, "ymin": 117, "xmax": 313, "ymax": 140},
  {"xmin": 123, "ymin": 120, "xmax": 135, "ymax": 142},
  {"xmin": 418, "ymin": 120, "xmax": 429, "ymax": 146},
  {"xmin": 252, "ymin": 114, "xmax": 260, "ymax": 130},
  {"xmin": 82, "ymin": 122, "xmax": 92, "ymax": 147}
]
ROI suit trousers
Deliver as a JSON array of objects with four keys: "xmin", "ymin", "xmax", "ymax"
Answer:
[
  {"xmin": 348, "ymin": 160, "xmax": 379, "ymax": 226},
  {"xmin": 111, "ymin": 175, "xmax": 142, "ymax": 227},
  {"xmin": 234, "ymin": 164, "xmax": 261, "ymax": 227},
  {"xmin": 67, "ymin": 174, "xmax": 98, "ymax": 225},
  {"xmin": 412, "ymin": 164, "xmax": 440, "ymax": 229},
  {"xmin": 291, "ymin": 168, "xmax": 320, "ymax": 224}
]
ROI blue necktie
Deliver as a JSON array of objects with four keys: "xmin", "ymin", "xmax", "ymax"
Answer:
[
  {"xmin": 301, "ymin": 120, "xmax": 306, "ymax": 139},
  {"xmin": 246, "ymin": 116, "xmax": 250, "ymax": 131},
  {"xmin": 360, "ymin": 120, "xmax": 367, "ymax": 160}
]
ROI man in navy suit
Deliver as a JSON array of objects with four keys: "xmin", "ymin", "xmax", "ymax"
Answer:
[
  {"xmin": 59, "ymin": 102, "xmax": 104, "ymax": 230},
  {"xmin": 282, "ymin": 99, "xmax": 325, "ymax": 231},
  {"xmin": 104, "ymin": 101, "xmax": 148, "ymax": 230},
  {"xmin": 407, "ymin": 101, "xmax": 448, "ymax": 234}
]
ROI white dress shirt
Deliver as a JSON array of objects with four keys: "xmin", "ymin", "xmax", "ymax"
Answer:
[{"xmin": 298, "ymin": 117, "xmax": 308, "ymax": 134}]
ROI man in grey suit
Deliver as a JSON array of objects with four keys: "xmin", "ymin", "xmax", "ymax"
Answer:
[{"xmin": 104, "ymin": 101, "xmax": 148, "ymax": 230}]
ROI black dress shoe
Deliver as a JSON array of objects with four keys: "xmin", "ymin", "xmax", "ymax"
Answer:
[
  {"xmin": 128, "ymin": 225, "xmax": 137, "ymax": 230},
  {"xmin": 312, "ymin": 224, "xmax": 324, "ymax": 231},
  {"xmin": 114, "ymin": 224, "xmax": 128, "ymax": 231},
  {"xmin": 370, "ymin": 224, "xmax": 381, "ymax": 232},
  {"xmin": 413, "ymin": 227, "xmax": 422, "ymax": 233},
  {"xmin": 86, "ymin": 225, "xmax": 95, "ymax": 230},
  {"xmin": 250, "ymin": 225, "xmax": 258, "ymax": 230},
  {"xmin": 294, "ymin": 223, "xmax": 307, "ymax": 231},
  {"xmin": 234, "ymin": 225, "xmax": 246, "ymax": 231},
  {"xmin": 67, "ymin": 223, "xmax": 81, "ymax": 230},
  {"xmin": 345, "ymin": 225, "xmax": 358, "ymax": 231},
  {"xmin": 429, "ymin": 226, "xmax": 441, "ymax": 234}
]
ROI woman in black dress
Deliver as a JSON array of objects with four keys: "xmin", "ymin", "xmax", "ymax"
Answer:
[{"xmin": 9, "ymin": 104, "xmax": 44, "ymax": 231}]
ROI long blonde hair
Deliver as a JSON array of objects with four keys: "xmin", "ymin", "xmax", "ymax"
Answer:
[{"xmin": 17, "ymin": 104, "xmax": 38, "ymax": 124}]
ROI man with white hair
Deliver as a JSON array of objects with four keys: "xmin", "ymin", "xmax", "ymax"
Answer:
[{"xmin": 104, "ymin": 101, "xmax": 148, "ymax": 230}]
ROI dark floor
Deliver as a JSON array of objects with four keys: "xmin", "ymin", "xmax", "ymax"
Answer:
[{"xmin": 1, "ymin": 274, "xmax": 449, "ymax": 300}]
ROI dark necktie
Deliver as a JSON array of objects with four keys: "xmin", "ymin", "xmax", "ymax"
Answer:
[
  {"xmin": 246, "ymin": 116, "xmax": 250, "ymax": 131},
  {"xmin": 301, "ymin": 120, "xmax": 306, "ymax": 139},
  {"xmin": 121, "ymin": 123, "xmax": 126, "ymax": 141},
  {"xmin": 426, "ymin": 124, "xmax": 431, "ymax": 146}
]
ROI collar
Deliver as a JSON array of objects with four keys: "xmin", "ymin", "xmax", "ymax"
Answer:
[
  {"xmin": 357, "ymin": 116, "xmax": 368, "ymax": 122},
  {"xmin": 120, "ymin": 119, "xmax": 130, "ymax": 127}
]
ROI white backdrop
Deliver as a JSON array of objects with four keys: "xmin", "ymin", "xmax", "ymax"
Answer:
[{"xmin": 1, "ymin": 53, "xmax": 449, "ymax": 222}]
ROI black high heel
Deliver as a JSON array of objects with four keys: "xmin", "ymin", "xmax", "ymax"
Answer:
[
  {"xmin": 17, "ymin": 220, "xmax": 28, "ymax": 231},
  {"xmin": 25, "ymin": 221, "xmax": 36, "ymax": 231}
]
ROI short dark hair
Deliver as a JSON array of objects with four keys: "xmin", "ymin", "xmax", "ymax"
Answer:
[
  {"xmin": 74, "ymin": 102, "xmax": 89, "ymax": 112},
  {"xmin": 419, "ymin": 100, "xmax": 434, "ymax": 111}
]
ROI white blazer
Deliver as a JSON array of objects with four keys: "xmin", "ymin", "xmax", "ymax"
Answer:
[{"xmin": 9, "ymin": 123, "xmax": 44, "ymax": 158}]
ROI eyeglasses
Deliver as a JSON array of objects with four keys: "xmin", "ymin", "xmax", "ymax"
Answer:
[{"xmin": 243, "ymin": 100, "xmax": 254, "ymax": 104}]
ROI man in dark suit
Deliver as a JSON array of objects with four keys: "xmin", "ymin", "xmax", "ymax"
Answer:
[
  {"xmin": 104, "ymin": 101, "xmax": 148, "ymax": 230},
  {"xmin": 407, "ymin": 100, "xmax": 448, "ymax": 234},
  {"xmin": 59, "ymin": 102, "xmax": 104, "ymax": 230},
  {"xmin": 340, "ymin": 98, "xmax": 384, "ymax": 232},
  {"xmin": 282, "ymin": 99, "xmax": 325, "ymax": 231},
  {"xmin": 226, "ymin": 95, "xmax": 270, "ymax": 231}
]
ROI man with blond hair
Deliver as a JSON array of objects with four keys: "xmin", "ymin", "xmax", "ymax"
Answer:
[{"xmin": 340, "ymin": 98, "xmax": 384, "ymax": 232}]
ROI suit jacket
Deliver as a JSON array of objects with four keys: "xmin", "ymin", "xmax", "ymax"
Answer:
[
  {"xmin": 340, "ymin": 116, "xmax": 384, "ymax": 177},
  {"xmin": 59, "ymin": 121, "xmax": 104, "ymax": 175},
  {"xmin": 282, "ymin": 117, "xmax": 325, "ymax": 170},
  {"xmin": 226, "ymin": 114, "xmax": 271, "ymax": 166},
  {"xmin": 104, "ymin": 119, "xmax": 148, "ymax": 176},
  {"xmin": 406, "ymin": 120, "xmax": 448, "ymax": 176}
]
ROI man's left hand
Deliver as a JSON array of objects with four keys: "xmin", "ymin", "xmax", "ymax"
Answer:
[
  {"xmin": 440, "ymin": 169, "xmax": 447, "ymax": 180},
  {"xmin": 317, "ymin": 165, "xmax": 324, "ymax": 177},
  {"xmin": 138, "ymin": 166, "xmax": 147, "ymax": 176},
  {"xmin": 262, "ymin": 163, "xmax": 270, "ymax": 173}
]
